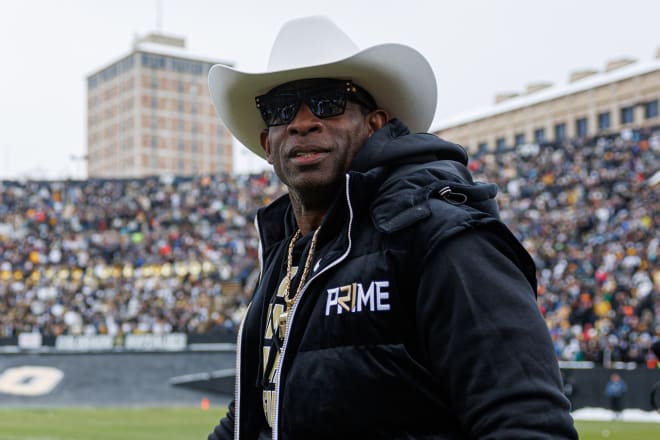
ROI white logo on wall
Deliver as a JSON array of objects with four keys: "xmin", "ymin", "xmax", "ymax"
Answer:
[{"xmin": 0, "ymin": 366, "xmax": 64, "ymax": 396}]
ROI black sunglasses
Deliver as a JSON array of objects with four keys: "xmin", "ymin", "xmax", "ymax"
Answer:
[{"xmin": 255, "ymin": 80, "xmax": 376, "ymax": 127}]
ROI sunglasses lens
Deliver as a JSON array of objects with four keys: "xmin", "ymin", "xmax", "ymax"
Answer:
[
  {"xmin": 307, "ymin": 90, "xmax": 346, "ymax": 119},
  {"xmin": 278, "ymin": 103, "xmax": 299, "ymax": 125},
  {"xmin": 256, "ymin": 81, "xmax": 356, "ymax": 126},
  {"xmin": 259, "ymin": 96, "xmax": 300, "ymax": 126}
]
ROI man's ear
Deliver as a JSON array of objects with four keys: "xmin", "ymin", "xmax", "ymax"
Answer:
[
  {"xmin": 367, "ymin": 109, "xmax": 389, "ymax": 136},
  {"xmin": 259, "ymin": 129, "xmax": 273, "ymax": 164}
]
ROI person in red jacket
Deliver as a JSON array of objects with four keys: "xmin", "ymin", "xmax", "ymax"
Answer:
[{"xmin": 206, "ymin": 15, "xmax": 578, "ymax": 439}]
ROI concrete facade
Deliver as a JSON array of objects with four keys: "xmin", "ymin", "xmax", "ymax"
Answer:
[
  {"xmin": 434, "ymin": 54, "xmax": 660, "ymax": 153},
  {"xmin": 86, "ymin": 33, "xmax": 234, "ymax": 177}
]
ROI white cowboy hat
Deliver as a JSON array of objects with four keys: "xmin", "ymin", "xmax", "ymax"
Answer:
[{"xmin": 208, "ymin": 16, "xmax": 437, "ymax": 158}]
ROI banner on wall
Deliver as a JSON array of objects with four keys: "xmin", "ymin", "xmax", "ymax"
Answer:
[{"xmin": 55, "ymin": 335, "xmax": 114, "ymax": 351}]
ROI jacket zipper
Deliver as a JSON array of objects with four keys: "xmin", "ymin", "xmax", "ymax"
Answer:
[
  {"xmin": 234, "ymin": 217, "xmax": 263, "ymax": 440},
  {"xmin": 233, "ymin": 301, "xmax": 250, "ymax": 440},
  {"xmin": 271, "ymin": 175, "xmax": 355, "ymax": 440},
  {"xmin": 255, "ymin": 215, "xmax": 265, "ymax": 280}
]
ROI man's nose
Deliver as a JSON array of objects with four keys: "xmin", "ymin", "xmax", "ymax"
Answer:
[{"xmin": 287, "ymin": 103, "xmax": 322, "ymax": 135}]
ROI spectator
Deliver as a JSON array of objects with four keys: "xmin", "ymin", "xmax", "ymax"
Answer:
[{"xmin": 605, "ymin": 373, "xmax": 628, "ymax": 419}]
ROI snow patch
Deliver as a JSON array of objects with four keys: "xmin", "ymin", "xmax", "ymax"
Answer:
[{"xmin": 572, "ymin": 407, "xmax": 660, "ymax": 423}]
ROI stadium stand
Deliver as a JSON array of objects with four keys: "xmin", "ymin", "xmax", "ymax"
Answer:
[
  {"xmin": 0, "ymin": 172, "xmax": 284, "ymax": 341},
  {"xmin": 0, "ymin": 128, "xmax": 658, "ymax": 368},
  {"xmin": 470, "ymin": 126, "xmax": 659, "ymax": 367}
]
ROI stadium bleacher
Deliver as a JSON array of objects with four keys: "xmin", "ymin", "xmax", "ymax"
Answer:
[
  {"xmin": 471, "ymin": 126, "xmax": 659, "ymax": 368},
  {"xmin": 0, "ymin": 172, "xmax": 284, "ymax": 341},
  {"xmin": 0, "ymin": 128, "xmax": 658, "ymax": 368}
]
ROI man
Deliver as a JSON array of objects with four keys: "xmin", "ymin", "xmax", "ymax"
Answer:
[
  {"xmin": 605, "ymin": 373, "xmax": 627, "ymax": 420},
  {"xmin": 207, "ymin": 16, "xmax": 577, "ymax": 439}
]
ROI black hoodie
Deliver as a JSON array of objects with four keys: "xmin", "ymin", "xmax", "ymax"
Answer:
[{"xmin": 209, "ymin": 120, "xmax": 577, "ymax": 440}]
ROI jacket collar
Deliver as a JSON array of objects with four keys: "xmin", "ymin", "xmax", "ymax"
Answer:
[
  {"xmin": 255, "ymin": 118, "xmax": 476, "ymax": 247},
  {"xmin": 255, "ymin": 174, "xmax": 379, "ymax": 267},
  {"xmin": 255, "ymin": 193, "xmax": 296, "ymax": 252},
  {"xmin": 350, "ymin": 118, "xmax": 468, "ymax": 172}
]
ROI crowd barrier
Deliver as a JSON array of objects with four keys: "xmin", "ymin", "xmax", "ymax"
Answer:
[
  {"xmin": 561, "ymin": 365, "xmax": 660, "ymax": 411},
  {"xmin": 0, "ymin": 332, "xmax": 236, "ymax": 352},
  {"xmin": 3, "ymin": 333, "xmax": 659, "ymax": 411}
]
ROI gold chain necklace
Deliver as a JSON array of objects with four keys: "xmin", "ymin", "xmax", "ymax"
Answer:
[{"xmin": 277, "ymin": 228, "xmax": 320, "ymax": 341}]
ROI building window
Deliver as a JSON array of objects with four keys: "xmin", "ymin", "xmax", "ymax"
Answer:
[
  {"xmin": 515, "ymin": 133, "xmax": 525, "ymax": 146},
  {"xmin": 151, "ymin": 97, "xmax": 158, "ymax": 109},
  {"xmin": 142, "ymin": 53, "xmax": 166, "ymax": 70},
  {"xmin": 151, "ymin": 136, "xmax": 158, "ymax": 148},
  {"xmin": 496, "ymin": 137, "xmax": 506, "ymax": 151},
  {"xmin": 178, "ymin": 100, "xmax": 184, "ymax": 112},
  {"xmin": 171, "ymin": 59, "xmax": 204, "ymax": 75},
  {"xmin": 178, "ymin": 140, "xmax": 184, "ymax": 152},
  {"xmin": 192, "ymin": 141, "xmax": 198, "ymax": 153},
  {"xmin": 576, "ymin": 117, "xmax": 588, "ymax": 138},
  {"xmin": 645, "ymin": 100, "xmax": 658, "ymax": 119},
  {"xmin": 554, "ymin": 123, "xmax": 566, "ymax": 142},
  {"xmin": 89, "ymin": 54, "xmax": 135, "ymax": 88},
  {"xmin": 534, "ymin": 128, "xmax": 545, "ymax": 143},
  {"xmin": 620, "ymin": 106, "xmax": 634, "ymax": 124},
  {"xmin": 598, "ymin": 112, "xmax": 610, "ymax": 130},
  {"xmin": 178, "ymin": 80, "xmax": 184, "ymax": 93},
  {"xmin": 151, "ymin": 76, "xmax": 158, "ymax": 89}
]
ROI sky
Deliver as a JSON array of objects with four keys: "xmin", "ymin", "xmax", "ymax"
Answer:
[{"xmin": 0, "ymin": 0, "xmax": 658, "ymax": 179}]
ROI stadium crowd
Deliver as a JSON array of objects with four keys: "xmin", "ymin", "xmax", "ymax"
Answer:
[
  {"xmin": 0, "ymin": 127, "xmax": 658, "ymax": 366},
  {"xmin": 471, "ymin": 127, "xmax": 659, "ymax": 367},
  {"xmin": 0, "ymin": 173, "xmax": 284, "ymax": 339}
]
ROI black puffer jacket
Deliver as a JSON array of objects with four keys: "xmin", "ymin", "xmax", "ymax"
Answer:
[{"xmin": 210, "ymin": 120, "xmax": 577, "ymax": 440}]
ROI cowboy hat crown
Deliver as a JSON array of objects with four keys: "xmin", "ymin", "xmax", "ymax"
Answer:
[{"xmin": 208, "ymin": 16, "xmax": 437, "ymax": 158}]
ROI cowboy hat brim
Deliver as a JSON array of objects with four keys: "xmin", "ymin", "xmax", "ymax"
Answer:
[{"xmin": 208, "ymin": 43, "xmax": 437, "ymax": 158}]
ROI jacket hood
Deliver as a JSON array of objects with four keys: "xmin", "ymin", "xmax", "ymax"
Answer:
[
  {"xmin": 350, "ymin": 119, "xmax": 501, "ymax": 234},
  {"xmin": 257, "ymin": 119, "xmax": 501, "ymax": 243},
  {"xmin": 350, "ymin": 118, "xmax": 468, "ymax": 172}
]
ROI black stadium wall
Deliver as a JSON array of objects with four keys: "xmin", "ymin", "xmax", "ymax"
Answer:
[
  {"xmin": 1, "ymin": 351, "xmax": 659, "ymax": 411},
  {"xmin": 562, "ymin": 367, "xmax": 660, "ymax": 411},
  {"xmin": 0, "ymin": 352, "xmax": 234, "ymax": 407}
]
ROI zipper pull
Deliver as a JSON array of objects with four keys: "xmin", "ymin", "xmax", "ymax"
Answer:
[{"xmin": 438, "ymin": 186, "xmax": 468, "ymax": 205}]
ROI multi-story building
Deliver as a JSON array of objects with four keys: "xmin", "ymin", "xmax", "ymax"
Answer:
[
  {"xmin": 86, "ymin": 33, "xmax": 233, "ymax": 177},
  {"xmin": 434, "ymin": 48, "xmax": 660, "ymax": 153}
]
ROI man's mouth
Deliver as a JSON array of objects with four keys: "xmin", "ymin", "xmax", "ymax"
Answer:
[
  {"xmin": 291, "ymin": 151, "xmax": 327, "ymax": 165},
  {"xmin": 289, "ymin": 148, "xmax": 329, "ymax": 165}
]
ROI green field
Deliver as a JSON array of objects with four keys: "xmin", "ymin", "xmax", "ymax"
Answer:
[
  {"xmin": 0, "ymin": 407, "xmax": 658, "ymax": 439},
  {"xmin": 0, "ymin": 407, "xmax": 222, "ymax": 440}
]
